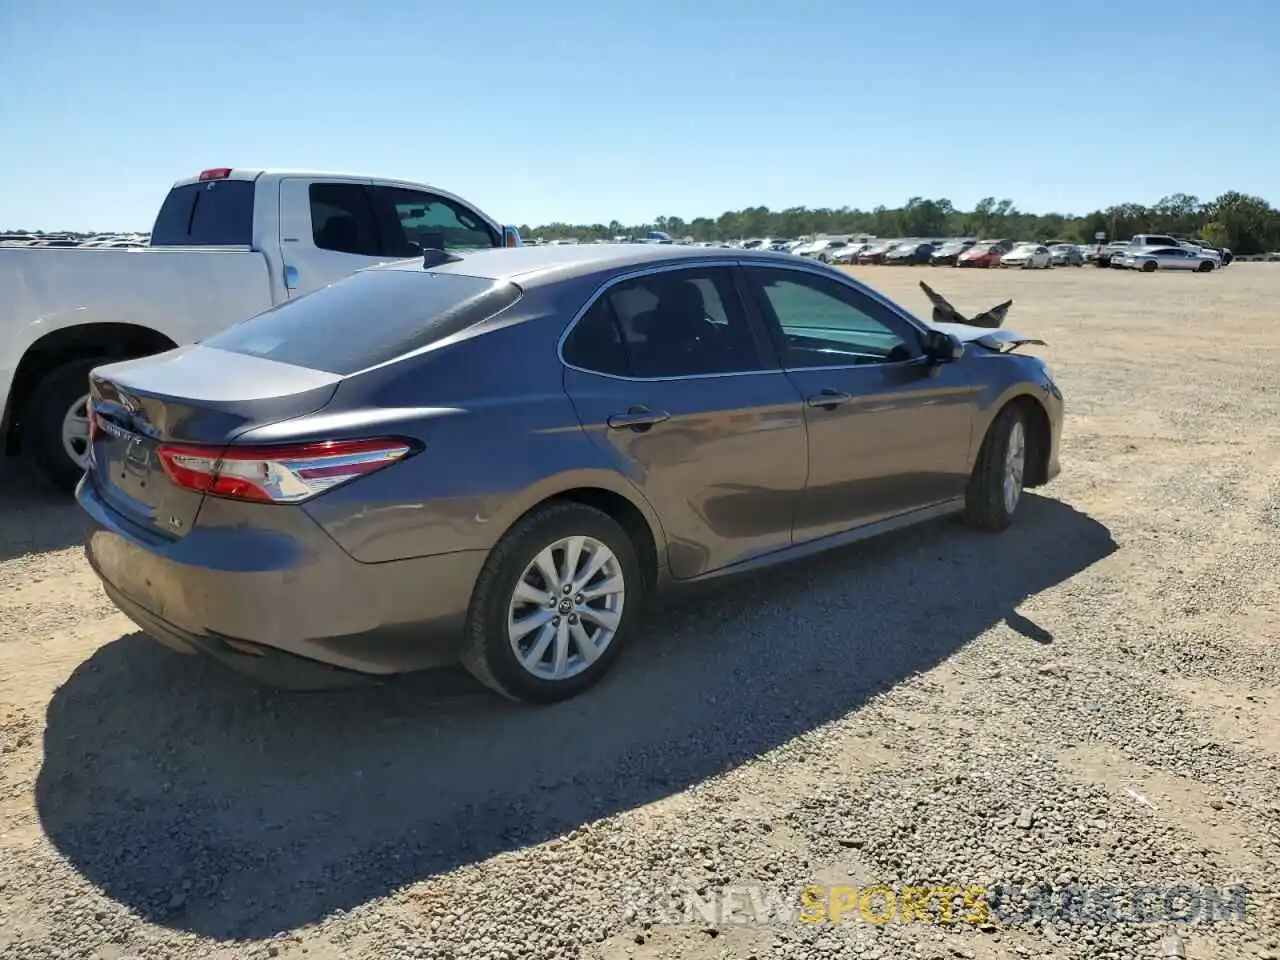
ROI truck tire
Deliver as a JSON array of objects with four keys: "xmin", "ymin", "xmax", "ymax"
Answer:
[{"xmin": 22, "ymin": 358, "xmax": 101, "ymax": 494}]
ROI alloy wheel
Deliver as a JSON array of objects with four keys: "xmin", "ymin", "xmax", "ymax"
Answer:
[
  {"xmin": 61, "ymin": 393, "xmax": 92, "ymax": 469},
  {"xmin": 1003, "ymin": 420, "xmax": 1026, "ymax": 514},
  {"xmin": 507, "ymin": 535, "xmax": 626, "ymax": 681}
]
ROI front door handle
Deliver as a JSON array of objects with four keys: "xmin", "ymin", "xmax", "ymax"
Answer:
[
  {"xmin": 607, "ymin": 406, "xmax": 670, "ymax": 431},
  {"xmin": 806, "ymin": 389, "xmax": 853, "ymax": 410}
]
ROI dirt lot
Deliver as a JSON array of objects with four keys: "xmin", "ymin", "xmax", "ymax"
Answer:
[{"xmin": 1, "ymin": 263, "xmax": 1278, "ymax": 960}]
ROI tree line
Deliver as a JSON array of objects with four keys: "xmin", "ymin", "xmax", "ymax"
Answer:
[{"xmin": 517, "ymin": 191, "xmax": 1280, "ymax": 256}]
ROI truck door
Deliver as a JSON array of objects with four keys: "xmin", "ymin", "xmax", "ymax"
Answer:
[{"xmin": 277, "ymin": 177, "xmax": 388, "ymax": 298}]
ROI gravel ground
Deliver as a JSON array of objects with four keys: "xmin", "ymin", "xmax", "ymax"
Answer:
[{"xmin": 2, "ymin": 263, "xmax": 1278, "ymax": 960}]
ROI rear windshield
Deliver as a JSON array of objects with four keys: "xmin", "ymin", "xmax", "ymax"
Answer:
[
  {"xmin": 151, "ymin": 180, "xmax": 255, "ymax": 246},
  {"xmin": 203, "ymin": 269, "xmax": 522, "ymax": 375}
]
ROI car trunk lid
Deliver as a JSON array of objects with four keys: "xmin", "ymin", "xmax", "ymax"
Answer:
[{"xmin": 88, "ymin": 345, "xmax": 341, "ymax": 537}]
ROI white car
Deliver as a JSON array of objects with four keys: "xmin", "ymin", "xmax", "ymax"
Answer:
[
  {"xmin": 0, "ymin": 167, "xmax": 517, "ymax": 490},
  {"xmin": 999, "ymin": 243, "xmax": 1053, "ymax": 269}
]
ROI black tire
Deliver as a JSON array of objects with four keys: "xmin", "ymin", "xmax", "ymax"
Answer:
[
  {"xmin": 460, "ymin": 501, "xmax": 645, "ymax": 704},
  {"xmin": 1141, "ymin": 260, "xmax": 1157, "ymax": 273},
  {"xmin": 22, "ymin": 357, "xmax": 101, "ymax": 494},
  {"xmin": 1197, "ymin": 261, "xmax": 1214, "ymax": 272},
  {"xmin": 963, "ymin": 403, "xmax": 1027, "ymax": 533}
]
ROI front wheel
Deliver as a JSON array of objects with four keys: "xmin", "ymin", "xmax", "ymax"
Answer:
[
  {"xmin": 963, "ymin": 404, "xmax": 1027, "ymax": 532},
  {"xmin": 1197, "ymin": 261, "xmax": 1214, "ymax": 272},
  {"xmin": 22, "ymin": 357, "xmax": 101, "ymax": 493},
  {"xmin": 461, "ymin": 501, "xmax": 645, "ymax": 704}
]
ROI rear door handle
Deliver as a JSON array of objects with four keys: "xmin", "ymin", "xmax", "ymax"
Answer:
[
  {"xmin": 806, "ymin": 389, "xmax": 853, "ymax": 410},
  {"xmin": 607, "ymin": 407, "xmax": 670, "ymax": 431}
]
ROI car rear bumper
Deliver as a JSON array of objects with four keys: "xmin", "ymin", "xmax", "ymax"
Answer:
[{"xmin": 78, "ymin": 477, "xmax": 486, "ymax": 686}]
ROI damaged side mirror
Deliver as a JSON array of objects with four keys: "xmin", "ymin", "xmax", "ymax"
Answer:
[{"xmin": 921, "ymin": 329, "xmax": 965, "ymax": 363}]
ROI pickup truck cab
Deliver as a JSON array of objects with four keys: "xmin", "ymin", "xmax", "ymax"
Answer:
[{"xmin": 0, "ymin": 167, "xmax": 518, "ymax": 490}]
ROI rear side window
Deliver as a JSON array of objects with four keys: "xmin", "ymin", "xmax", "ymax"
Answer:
[
  {"xmin": 150, "ymin": 180, "xmax": 255, "ymax": 246},
  {"xmin": 203, "ymin": 269, "xmax": 522, "ymax": 375},
  {"xmin": 309, "ymin": 183, "xmax": 380, "ymax": 256},
  {"xmin": 563, "ymin": 298, "xmax": 630, "ymax": 376}
]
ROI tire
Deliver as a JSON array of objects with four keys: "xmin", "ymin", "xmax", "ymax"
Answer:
[
  {"xmin": 21, "ymin": 357, "xmax": 101, "ymax": 494},
  {"xmin": 963, "ymin": 403, "xmax": 1027, "ymax": 532},
  {"xmin": 460, "ymin": 501, "xmax": 645, "ymax": 704},
  {"xmin": 1141, "ymin": 261, "xmax": 1157, "ymax": 273},
  {"xmin": 1197, "ymin": 261, "xmax": 1214, "ymax": 272}
]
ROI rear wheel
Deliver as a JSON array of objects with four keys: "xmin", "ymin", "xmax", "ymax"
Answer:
[
  {"xmin": 1141, "ymin": 260, "xmax": 1158, "ymax": 273},
  {"xmin": 963, "ymin": 404, "xmax": 1027, "ymax": 532},
  {"xmin": 22, "ymin": 358, "xmax": 101, "ymax": 493},
  {"xmin": 461, "ymin": 501, "xmax": 644, "ymax": 704}
]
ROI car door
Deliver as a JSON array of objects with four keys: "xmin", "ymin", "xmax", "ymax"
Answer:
[
  {"xmin": 738, "ymin": 264, "xmax": 981, "ymax": 541},
  {"xmin": 560, "ymin": 264, "xmax": 809, "ymax": 580},
  {"xmin": 277, "ymin": 178, "xmax": 389, "ymax": 297}
]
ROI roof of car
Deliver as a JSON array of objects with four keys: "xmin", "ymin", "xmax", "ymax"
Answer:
[{"xmin": 376, "ymin": 242, "xmax": 804, "ymax": 286}]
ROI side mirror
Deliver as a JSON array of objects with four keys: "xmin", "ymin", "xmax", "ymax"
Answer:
[
  {"xmin": 502, "ymin": 225, "xmax": 522, "ymax": 248},
  {"xmin": 921, "ymin": 329, "xmax": 965, "ymax": 363}
]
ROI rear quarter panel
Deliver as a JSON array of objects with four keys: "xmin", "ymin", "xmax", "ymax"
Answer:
[{"xmin": 295, "ymin": 305, "xmax": 665, "ymax": 565}]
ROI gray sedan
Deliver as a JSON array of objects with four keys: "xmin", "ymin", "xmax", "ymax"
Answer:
[
  {"xmin": 79, "ymin": 245, "xmax": 1063, "ymax": 704},
  {"xmin": 1114, "ymin": 246, "xmax": 1217, "ymax": 272},
  {"xmin": 1049, "ymin": 244, "xmax": 1084, "ymax": 267}
]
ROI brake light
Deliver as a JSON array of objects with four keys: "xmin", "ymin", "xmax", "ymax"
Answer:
[
  {"xmin": 198, "ymin": 167, "xmax": 233, "ymax": 181},
  {"xmin": 157, "ymin": 438, "xmax": 416, "ymax": 503}
]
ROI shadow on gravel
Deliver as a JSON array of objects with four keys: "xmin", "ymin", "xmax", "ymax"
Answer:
[
  {"xmin": 37, "ymin": 494, "xmax": 1115, "ymax": 940},
  {"xmin": 0, "ymin": 464, "xmax": 81, "ymax": 561}
]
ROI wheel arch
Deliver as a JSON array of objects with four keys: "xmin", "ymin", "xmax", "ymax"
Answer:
[
  {"xmin": 997, "ymin": 392, "xmax": 1053, "ymax": 488},
  {"xmin": 3, "ymin": 323, "xmax": 178, "ymax": 454},
  {"xmin": 970, "ymin": 388, "xmax": 1053, "ymax": 486},
  {"xmin": 489, "ymin": 476, "xmax": 668, "ymax": 593}
]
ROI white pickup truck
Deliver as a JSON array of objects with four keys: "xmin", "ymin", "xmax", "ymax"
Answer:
[{"xmin": 0, "ymin": 167, "xmax": 519, "ymax": 491}]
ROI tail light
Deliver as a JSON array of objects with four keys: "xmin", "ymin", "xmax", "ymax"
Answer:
[
  {"xmin": 157, "ymin": 438, "xmax": 416, "ymax": 504},
  {"xmin": 198, "ymin": 167, "xmax": 233, "ymax": 181}
]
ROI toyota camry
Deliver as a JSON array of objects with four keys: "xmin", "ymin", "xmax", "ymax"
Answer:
[{"xmin": 79, "ymin": 244, "xmax": 1063, "ymax": 704}]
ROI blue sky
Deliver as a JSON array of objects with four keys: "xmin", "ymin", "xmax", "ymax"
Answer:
[{"xmin": 2, "ymin": 0, "xmax": 1276, "ymax": 231}]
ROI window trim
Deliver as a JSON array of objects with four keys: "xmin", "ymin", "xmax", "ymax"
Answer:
[
  {"xmin": 736, "ymin": 262, "xmax": 928, "ymax": 373},
  {"xmin": 556, "ymin": 261, "xmax": 784, "ymax": 382}
]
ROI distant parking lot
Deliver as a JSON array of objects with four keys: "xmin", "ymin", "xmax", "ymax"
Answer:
[{"xmin": 1, "ymin": 265, "xmax": 1277, "ymax": 960}]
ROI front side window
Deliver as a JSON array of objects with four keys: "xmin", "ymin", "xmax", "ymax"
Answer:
[
  {"xmin": 743, "ymin": 268, "xmax": 915, "ymax": 368},
  {"xmin": 563, "ymin": 268, "xmax": 764, "ymax": 378},
  {"xmin": 371, "ymin": 186, "xmax": 498, "ymax": 257}
]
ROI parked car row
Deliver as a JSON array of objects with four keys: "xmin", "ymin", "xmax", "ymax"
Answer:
[
  {"xmin": 0, "ymin": 232, "xmax": 151, "ymax": 248},
  {"xmin": 820, "ymin": 237, "xmax": 1075, "ymax": 270}
]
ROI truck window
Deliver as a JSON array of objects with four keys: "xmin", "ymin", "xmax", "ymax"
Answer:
[
  {"xmin": 370, "ymin": 186, "xmax": 498, "ymax": 258},
  {"xmin": 309, "ymin": 183, "xmax": 381, "ymax": 256},
  {"xmin": 150, "ymin": 179, "xmax": 255, "ymax": 246}
]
